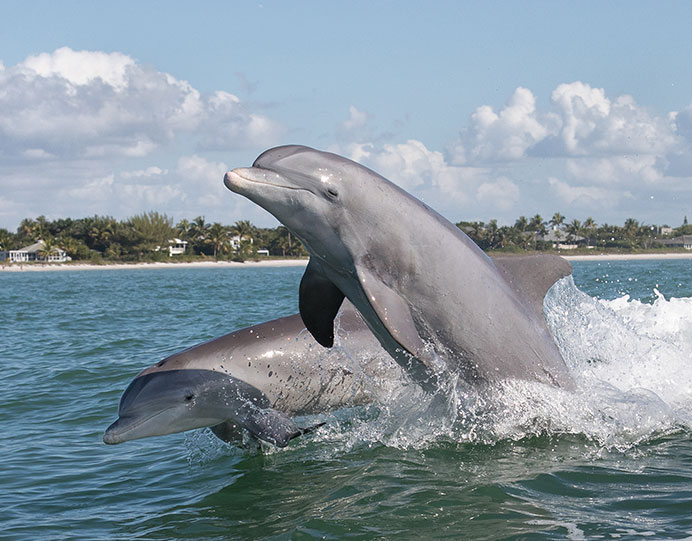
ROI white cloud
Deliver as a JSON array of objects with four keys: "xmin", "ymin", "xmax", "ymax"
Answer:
[
  {"xmin": 476, "ymin": 178, "xmax": 520, "ymax": 211},
  {"xmin": 542, "ymin": 82, "xmax": 678, "ymax": 157},
  {"xmin": 338, "ymin": 140, "xmax": 522, "ymax": 218},
  {"xmin": 0, "ymin": 47, "xmax": 282, "ymax": 161},
  {"xmin": 450, "ymin": 82, "xmax": 679, "ymax": 167},
  {"xmin": 450, "ymin": 87, "xmax": 551, "ymax": 164},
  {"xmin": 548, "ymin": 177, "xmax": 633, "ymax": 209},
  {"xmin": 120, "ymin": 166, "xmax": 167, "ymax": 179},
  {"xmin": 343, "ymin": 105, "xmax": 368, "ymax": 132},
  {"xmin": 22, "ymin": 47, "xmax": 135, "ymax": 89},
  {"xmin": 565, "ymin": 155, "xmax": 663, "ymax": 185}
]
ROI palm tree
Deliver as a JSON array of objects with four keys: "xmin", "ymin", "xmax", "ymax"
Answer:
[
  {"xmin": 17, "ymin": 218, "xmax": 38, "ymax": 242},
  {"xmin": 583, "ymin": 217, "xmax": 597, "ymax": 231},
  {"xmin": 623, "ymin": 218, "xmax": 640, "ymax": 242},
  {"xmin": 549, "ymin": 212, "xmax": 565, "ymax": 231},
  {"xmin": 566, "ymin": 219, "xmax": 582, "ymax": 242},
  {"xmin": 175, "ymin": 218, "xmax": 192, "ymax": 240},
  {"xmin": 34, "ymin": 215, "xmax": 50, "ymax": 240},
  {"xmin": 274, "ymin": 226, "xmax": 295, "ymax": 256},
  {"xmin": 514, "ymin": 216, "xmax": 528, "ymax": 233},
  {"xmin": 205, "ymin": 223, "xmax": 230, "ymax": 259},
  {"xmin": 191, "ymin": 216, "xmax": 210, "ymax": 241},
  {"xmin": 529, "ymin": 214, "xmax": 547, "ymax": 235},
  {"xmin": 0, "ymin": 228, "xmax": 15, "ymax": 251},
  {"xmin": 190, "ymin": 216, "xmax": 210, "ymax": 255},
  {"xmin": 485, "ymin": 219, "xmax": 499, "ymax": 248},
  {"xmin": 38, "ymin": 237, "xmax": 59, "ymax": 261},
  {"xmin": 231, "ymin": 220, "xmax": 255, "ymax": 244}
]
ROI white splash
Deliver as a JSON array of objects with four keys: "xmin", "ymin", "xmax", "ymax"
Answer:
[{"xmin": 332, "ymin": 276, "xmax": 692, "ymax": 452}]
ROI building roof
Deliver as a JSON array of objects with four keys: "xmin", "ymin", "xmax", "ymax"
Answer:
[
  {"xmin": 663, "ymin": 235, "xmax": 692, "ymax": 244},
  {"xmin": 534, "ymin": 230, "xmax": 586, "ymax": 243},
  {"xmin": 13, "ymin": 239, "xmax": 66, "ymax": 254},
  {"xmin": 15, "ymin": 240, "xmax": 46, "ymax": 253}
]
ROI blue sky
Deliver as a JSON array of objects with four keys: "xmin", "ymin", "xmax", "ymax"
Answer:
[{"xmin": 1, "ymin": 1, "xmax": 691, "ymax": 230}]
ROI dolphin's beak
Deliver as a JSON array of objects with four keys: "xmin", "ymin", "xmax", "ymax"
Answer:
[
  {"xmin": 223, "ymin": 169, "xmax": 246, "ymax": 191},
  {"xmin": 103, "ymin": 417, "xmax": 127, "ymax": 445}
]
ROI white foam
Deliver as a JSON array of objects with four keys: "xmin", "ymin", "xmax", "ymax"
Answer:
[
  {"xmin": 331, "ymin": 276, "xmax": 692, "ymax": 451},
  {"xmin": 187, "ymin": 276, "xmax": 692, "ymax": 456}
]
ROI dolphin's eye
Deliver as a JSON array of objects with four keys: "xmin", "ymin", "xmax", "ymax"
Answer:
[
  {"xmin": 184, "ymin": 393, "xmax": 194, "ymax": 402},
  {"xmin": 326, "ymin": 187, "xmax": 339, "ymax": 199}
]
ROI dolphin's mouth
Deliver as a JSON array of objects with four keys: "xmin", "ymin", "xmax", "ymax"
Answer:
[
  {"xmin": 224, "ymin": 169, "xmax": 312, "ymax": 195},
  {"xmin": 103, "ymin": 407, "xmax": 174, "ymax": 445}
]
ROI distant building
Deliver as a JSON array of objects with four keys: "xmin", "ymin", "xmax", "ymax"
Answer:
[
  {"xmin": 534, "ymin": 229, "xmax": 589, "ymax": 250},
  {"xmin": 8, "ymin": 240, "xmax": 68, "ymax": 263},
  {"xmin": 167, "ymin": 238, "xmax": 188, "ymax": 256},
  {"xmin": 662, "ymin": 235, "xmax": 692, "ymax": 250},
  {"xmin": 230, "ymin": 234, "xmax": 253, "ymax": 251}
]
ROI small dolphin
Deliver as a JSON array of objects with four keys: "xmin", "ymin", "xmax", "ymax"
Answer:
[
  {"xmin": 104, "ymin": 302, "xmax": 401, "ymax": 447},
  {"xmin": 224, "ymin": 145, "xmax": 574, "ymax": 391}
]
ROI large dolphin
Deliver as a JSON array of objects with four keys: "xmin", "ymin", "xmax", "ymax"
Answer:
[
  {"xmin": 104, "ymin": 302, "xmax": 402, "ymax": 447},
  {"xmin": 224, "ymin": 145, "xmax": 574, "ymax": 392}
]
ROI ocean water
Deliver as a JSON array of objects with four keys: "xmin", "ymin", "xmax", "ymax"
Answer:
[{"xmin": 1, "ymin": 260, "xmax": 691, "ymax": 540}]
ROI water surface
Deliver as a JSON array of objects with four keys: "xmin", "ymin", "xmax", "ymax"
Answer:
[{"xmin": 2, "ymin": 260, "xmax": 691, "ymax": 539}]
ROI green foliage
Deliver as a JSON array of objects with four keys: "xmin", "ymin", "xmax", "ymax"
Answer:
[{"xmin": 4, "ymin": 211, "xmax": 689, "ymax": 263}]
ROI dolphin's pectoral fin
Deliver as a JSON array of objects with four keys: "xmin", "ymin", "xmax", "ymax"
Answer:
[
  {"xmin": 491, "ymin": 254, "xmax": 572, "ymax": 316},
  {"xmin": 244, "ymin": 408, "xmax": 324, "ymax": 447},
  {"xmin": 299, "ymin": 258, "xmax": 345, "ymax": 347},
  {"xmin": 210, "ymin": 421, "xmax": 245, "ymax": 445},
  {"xmin": 356, "ymin": 266, "xmax": 429, "ymax": 366}
]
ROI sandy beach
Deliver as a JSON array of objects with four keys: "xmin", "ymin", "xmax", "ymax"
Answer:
[
  {"xmin": 562, "ymin": 252, "xmax": 692, "ymax": 262},
  {"xmin": 2, "ymin": 252, "xmax": 691, "ymax": 272},
  {"xmin": 0, "ymin": 258, "xmax": 310, "ymax": 272}
]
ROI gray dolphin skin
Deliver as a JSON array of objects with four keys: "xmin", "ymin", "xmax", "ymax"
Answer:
[
  {"xmin": 104, "ymin": 302, "xmax": 401, "ymax": 447},
  {"xmin": 224, "ymin": 145, "xmax": 574, "ymax": 391}
]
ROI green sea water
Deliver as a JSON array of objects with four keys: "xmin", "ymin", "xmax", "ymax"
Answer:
[{"xmin": 1, "ymin": 261, "xmax": 691, "ymax": 540}]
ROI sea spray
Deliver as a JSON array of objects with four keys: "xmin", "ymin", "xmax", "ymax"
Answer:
[{"xmin": 183, "ymin": 274, "xmax": 692, "ymax": 461}]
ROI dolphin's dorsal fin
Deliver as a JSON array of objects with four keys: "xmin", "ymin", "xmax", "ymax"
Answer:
[
  {"xmin": 299, "ymin": 258, "xmax": 345, "ymax": 347},
  {"xmin": 491, "ymin": 254, "xmax": 572, "ymax": 315}
]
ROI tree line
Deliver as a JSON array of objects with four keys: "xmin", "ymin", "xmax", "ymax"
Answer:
[
  {"xmin": 0, "ymin": 212, "xmax": 690, "ymax": 263},
  {"xmin": 457, "ymin": 213, "xmax": 691, "ymax": 251},
  {"xmin": 0, "ymin": 212, "xmax": 307, "ymax": 262}
]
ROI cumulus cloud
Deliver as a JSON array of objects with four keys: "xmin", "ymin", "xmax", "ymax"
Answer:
[
  {"xmin": 541, "ymin": 82, "xmax": 678, "ymax": 157},
  {"xmin": 548, "ymin": 177, "xmax": 634, "ymax": 209},
  {"xmin": 343, "ymin": 105, "xmax": 369, "ymax": 132},
  {"xmin": 337, "ymin": 140, "xmax": 523, "ymax": 219},
  {"xmin": 0, "ymin": 47, "xmax": 282, "ymax": 161},
  {"xmin": 0, "ymin": 47, "xmax": 286, "ymax": 229},
  {"xmin": 449, "ymin": 87, "xmax": 551, "ymax": 164},
  {"xmin": 449, "ymin": 82, "xmax": 679, "ymax": 167},
  {"xmin": 476, "ymin": 178, "xmax": 520, "ymax": 211}
]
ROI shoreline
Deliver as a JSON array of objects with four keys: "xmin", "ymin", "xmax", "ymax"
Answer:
[
  {"xmin": 562, "ymin": 252, "xmax": 692, "ymax": 262},
  {"xmin": 1, "ymin": 252, "xmax": 691, "ymax": 272},
  {"xmin": 0, "ymin": 259, "xmax": 309, "ymax": 272}
]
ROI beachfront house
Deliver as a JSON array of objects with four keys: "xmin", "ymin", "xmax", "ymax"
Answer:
[
  {"xmin": 534, "ymin": 229, "xmax": 589, "ymax": 250},
  {"xmin": 168, "ymin": 238, "xmax": 188, "ymax": 256},
  {"xmin": 662, "ymin": 235, "xmax": 692, "ymax": 250},
  {"xmin": 8, "ymin": 240, "xmax": 68, "ymax": 263},
  {"xmin": 230, "ymin": 234, "xmax": 253, "ymax": 251}
]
